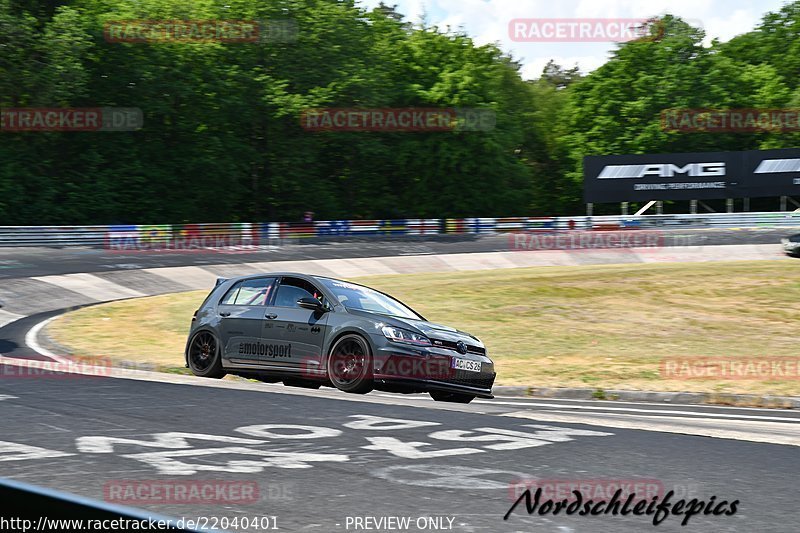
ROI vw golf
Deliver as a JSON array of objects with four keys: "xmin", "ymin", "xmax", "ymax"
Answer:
[{"xmin": 185, "ymin": 273, "xmax": 495, "ymax": 403}]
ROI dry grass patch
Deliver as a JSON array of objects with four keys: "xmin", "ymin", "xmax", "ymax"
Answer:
[{"xmin": 46, "ymin": 260, "xmax": 800, "ymax": 395}]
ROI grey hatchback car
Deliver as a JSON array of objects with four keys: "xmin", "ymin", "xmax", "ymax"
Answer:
[{"xmin": 185, "ymin": 273, "xmax": 495, "ymax": 403}]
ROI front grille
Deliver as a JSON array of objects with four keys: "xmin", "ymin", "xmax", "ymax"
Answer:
[
  {"xmin": 446, "ymin": 369, "xmax": 495, "ymax": 389},
  {"xmin": 435, "ymin": 339, "xmax": 486, "ymax": 355}
]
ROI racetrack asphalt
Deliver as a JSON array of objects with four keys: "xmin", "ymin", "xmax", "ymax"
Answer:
[
  {"xmin": 0, "ymin": 227, "xmax": 795, "ymax": 279},
  {"xmin": 1, "ymin": 229, "xmax": 799, "ymax": 532},
  {"xmin": 0, "ymin": 371, "xmax": 797, "ymax": 533}
]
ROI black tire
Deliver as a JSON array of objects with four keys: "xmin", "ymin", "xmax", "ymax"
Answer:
[
  {"xmin": 327, "ymin": 334, "xmax": 373, "ymax": 394},
  {"xmin": 429, "ymin": 391, "xmax": 475, "ymax": 404},
  {"xmin": 187, "ymin": 331, "xmax": 226, "ymax": 379}
]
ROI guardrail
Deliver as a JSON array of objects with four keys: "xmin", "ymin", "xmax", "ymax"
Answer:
[{"xmin": 1, "ymin": 212, "xmax": 799, "ymax": 248}]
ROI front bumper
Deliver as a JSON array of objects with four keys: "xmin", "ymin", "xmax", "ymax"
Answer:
[
  {"xmin": 370, "ymin": 341, "xmax": 496, "ymax": 397},
  {"xmin": 376, "ymin": 376, "xmax": 495, "ymax": 399},
  {"xmin": 782, "ymin": 239, "xmax": 800, "ymax": 254}
]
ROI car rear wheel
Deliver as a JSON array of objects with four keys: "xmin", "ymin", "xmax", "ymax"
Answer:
[
  {"xmin": 430, "ymin": 391, "xmax": 475, "ymax": 404},
  {"xmin": 328, "ymin": 334, "xmax": 373, "ymax": 394},
  {"xmin": 187, "ymin": 331, "xmax": 226, "ymax": 379}
]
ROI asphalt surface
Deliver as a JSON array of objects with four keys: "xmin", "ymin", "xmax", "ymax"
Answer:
[
  {"xmin": 1, "ymin": 228, "xmax": 799, "ymax": 532},
  {"xmin": 0, "ymin": 227, "xmax": 796, "ymax": 279},
  {"xmin": 0, "ymin": 373, "xmax": 796, "ymax": 533},
  {"xmin": 0, "ymin": 309, "xmax": 75, "ymax": 360}
]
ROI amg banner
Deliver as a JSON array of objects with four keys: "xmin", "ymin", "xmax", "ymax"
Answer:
[{"xmin": 584, "ymin": 148, "xmax": 800, "ymax": 203}]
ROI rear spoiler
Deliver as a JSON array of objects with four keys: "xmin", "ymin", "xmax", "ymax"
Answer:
[{"xmin": 214, "ymin": 277, "xmax": 228, "ymax": 288}]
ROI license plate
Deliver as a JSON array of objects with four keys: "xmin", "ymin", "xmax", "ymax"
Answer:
[{"xmin": 452, "ymin": 357, "xmax": 481, "ymax": 373}]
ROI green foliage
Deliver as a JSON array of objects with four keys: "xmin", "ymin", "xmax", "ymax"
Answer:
[{"xmin": 1, "ymin": 1, "xmax": 799, "ymax": 224}]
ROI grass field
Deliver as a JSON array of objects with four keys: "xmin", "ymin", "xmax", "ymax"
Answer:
[{"xmin": 46, "ymin": 260, "xmax": 800, "ymax": 396}]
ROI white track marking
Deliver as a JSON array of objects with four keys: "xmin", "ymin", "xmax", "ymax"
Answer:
[
  {"xmin": 0, "ymin": 441, "xmax": 75, "ymax": 461},
  {"xmin": 482, "ymin": 396, "xmax": 800, "ymax": 412},
  {"xmin": 502, "ymin": 410, "xmax": 800, "ymax": 447},
  {"xmin": 121, "ymin": 447, "xmax": 350, "ymax": 475},
  {"xmin": 25, "ymin": 316, "xmax": 71, "ymax": 363},
  {"xmin": 0, "ymin": 309, "xmax": 24, "ymax": 329},
  {"xmin": 478, "ymin": 400, "xmax": 800, "ymax": 423},
  {"xmin": 0, "ymin": 309, "xmax": 24, "ymax": 361},
  {"xmin": 343, "ymin": 415, "xmax": 439, "ymax": 431},
  {"xmin": 76, "ymin": 432, "xmax": 267, "ymax": 454},
  {"xmin": 31, "ymin": 273, "xmax": 146, "ymax": 301},
  {"xmin": 0, "ymin": 395, "xmax": 17, "ymax": 401}
]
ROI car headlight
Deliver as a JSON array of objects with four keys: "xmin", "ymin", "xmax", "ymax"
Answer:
[{"xmin": 381, "ymin": 326, "xmax": 431, "ymax": 346}]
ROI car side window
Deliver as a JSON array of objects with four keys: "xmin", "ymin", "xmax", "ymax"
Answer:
[
  {"xmin": 219, "ymin": 278, "xmax": 276, "ymax": 306},
  {"xmin": 273, "ymin": 277, "xmax": 324, "ymax": 308},
  {"xmin": 220, "ymin": 285, "xmax": 240, "ymax": 305}
]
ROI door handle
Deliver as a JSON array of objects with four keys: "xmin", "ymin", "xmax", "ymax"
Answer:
[
  {"xmin": 219, "ymin": 311, "xmax": 231, "ymax": 317},
  {"xmin": 265, "ymin": 313, "xmax": 278, "ymax": 319}
]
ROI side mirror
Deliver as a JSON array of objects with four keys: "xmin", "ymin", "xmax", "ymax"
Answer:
[{"xmin": 297, "ymin": 297, "xmax": 326, "ymax": 312}]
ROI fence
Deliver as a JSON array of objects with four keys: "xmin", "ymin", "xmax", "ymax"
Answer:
[{"xmin": 0, "ymin": 212, "xmax": 799, "ymax": 248}]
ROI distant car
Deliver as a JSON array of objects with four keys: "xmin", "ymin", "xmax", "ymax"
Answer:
[
  {"xmin": 185, "ymin": 272, "xmax": 495, "ymax": 403},
  {"xmin": 781, "ymin": 234, "xmax": 800, "ymax": 256}
]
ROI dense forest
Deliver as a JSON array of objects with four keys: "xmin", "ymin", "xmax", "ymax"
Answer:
[{"xmin": 1, "ymin": 0, "xmax": 799, "ymax": 224}]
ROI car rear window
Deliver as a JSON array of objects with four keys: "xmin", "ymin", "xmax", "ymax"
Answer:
[{"xmin": 219, "ymin": 278, "xmax": 276, "ymax": 306}]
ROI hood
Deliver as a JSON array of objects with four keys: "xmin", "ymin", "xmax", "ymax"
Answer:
[{"xmin": 346, "ymin": 309, "xmax": 482, "ymax": 346}]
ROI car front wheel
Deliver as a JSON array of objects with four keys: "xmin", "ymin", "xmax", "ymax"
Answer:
[
  {"xmin": 327, "ymin": 334, "xmax": 373, "ymax": 394},
  {"xmin": 187, "ymin": 331, "xmax": 226, "ymax": 379}
]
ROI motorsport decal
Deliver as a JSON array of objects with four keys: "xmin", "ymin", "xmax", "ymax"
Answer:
[
  {"xmin": 238, "ymin": 342, "xmax": 292, "ymax": 358},
  {"xmin": 330, "ymin": 281, "xmax": 364, "ymax": 291}
]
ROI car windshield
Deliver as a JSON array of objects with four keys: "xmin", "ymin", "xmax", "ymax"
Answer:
[{"xmin": 318, "ymin": 278, "xmax": 423, "ymax": 320}]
